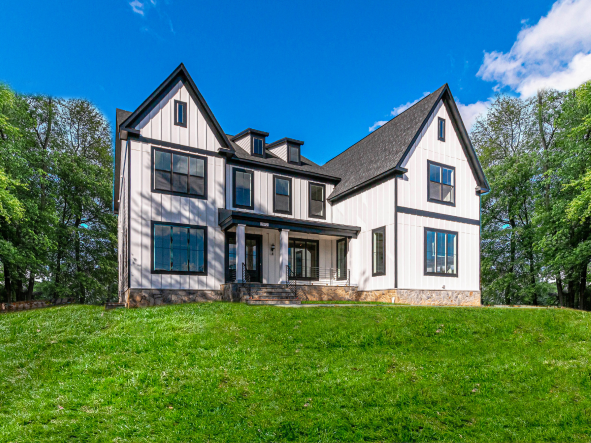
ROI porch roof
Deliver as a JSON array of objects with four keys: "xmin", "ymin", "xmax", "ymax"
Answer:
[{"xmin": 218, "ymin": 209, "xmax": 361, "ymax": 239}]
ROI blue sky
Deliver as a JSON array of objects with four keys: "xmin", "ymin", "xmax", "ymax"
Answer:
[{"xmin": 2, "ymin": 0, "xmax": 588, "ymax": 165}]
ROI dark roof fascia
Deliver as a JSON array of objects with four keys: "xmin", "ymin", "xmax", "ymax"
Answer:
[
  {"xmin": 266, "ymin": 137, "xmax": 305, "ymax": 149},
  {"xmin": 218, "ymin": 209, "xmax": 360, "ymax": 238},
  {"xmin": 226, "ymin": 155, "xmax": 341, "ymax": 184},
  {"xmin": 119, "ymin": 63, "xmax": 233, "ymax": 151},
  {"xmin": 231, "ymin": 128, "xmax": 269, "ymax": 141},
  {"xmin": 327, "ymin": 166, "xmax": 408, "ymax": 203}
]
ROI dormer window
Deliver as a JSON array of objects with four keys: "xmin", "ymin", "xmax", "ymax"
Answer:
[
  {"xmin": 288, "ymin": 145, "xmax": 300, "ymax": 164},
  {"xmin": 252, "ymin": 138, "xmax": 264, "ymax": 157},
  {"xmin": 438, "ymin": 117, "xmax": 445, "ymax": 141},
  {"xmin": 175, "ymin": 100, "xmax": 187, "ymax": 127}
]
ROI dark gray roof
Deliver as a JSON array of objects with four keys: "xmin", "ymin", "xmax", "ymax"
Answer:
[
  {"xmin": 323, "ymin": 85, "xmax": 447, "ymax": 200},
  {"xmin": 226, "ymin": 136, "xmax": 340, "ymax": 180}
]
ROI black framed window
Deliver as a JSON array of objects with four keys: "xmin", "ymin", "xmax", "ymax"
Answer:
[
  {"xmin": 309, "ymin": 182, "xmax": 326, "ymax": 219},
  {"xmin": 273, "ymin": 175, "xmax": 292, "ymax": 215},
  {"xmin": 336, "ymin": 238, "xmax": 347, "ymax": 280},
  {"xmin": 288, "ymin": 145, "xmax": 300, "ymax": 164},
  {"xmin": 152, "ymin": 222, "xmax": 207, "ymax": 274},
  {"xmin": 233, "ymin": 168, "xmax": 254, "ymax": 210},
  {"xmin": 372, "ymin": 227, "xmax": 386, "ymax": 276},
  {"xmin": 288, "ymin": 238, "xmax": 319, "ymax": 280},
  {"xmin": 153, "ymin": 147, "xmax": 206, "ymax": 199},
  {"xmin": 252, "ymin": 138, "xmax": 264, "ymax": 157},
  {"xmin": 428, "ymin": 161, "xmax": 455, "ymax": 206},
  {"xmin": 438, "ymin": 117, "xmax": 445, "ymax": 141},
  {"xmin": 175, "ymin": 100, "xmax": 187, "ymax": 127},
  {"xmin": 425, "ymin": 228, "xmax": 457, "ymax": 276}
]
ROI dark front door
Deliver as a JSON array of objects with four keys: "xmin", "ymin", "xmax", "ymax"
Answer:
[
  {"xmin": 245, "ymin": 234, "xmax": 262, "ymax": 283},
  {"xmin": 225, "ymin": 233, "xmax": 263, "ymax": 283}
]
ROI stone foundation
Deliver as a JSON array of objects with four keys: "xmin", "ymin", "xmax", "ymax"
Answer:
[
  {"xmin": 1, "ymin": 300, "xmax": 50, "ymax": 312},
  {"xmin": 126, "ymin": 289, "xmax": 222, "ymax": 308},
  {"xmin": 356, "ymin": 289, "xmax": 481, "ymax": 306},
  {"xmin": 296, "ymin": 285, "xmax": 360, "ymax": 302}
]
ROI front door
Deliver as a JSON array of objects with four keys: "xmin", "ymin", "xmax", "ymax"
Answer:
[{"xmin": 245, "ymin": 234, "xmax": 262, "ymax": 283}]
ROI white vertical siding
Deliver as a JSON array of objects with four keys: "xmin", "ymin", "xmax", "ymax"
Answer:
[{"xmin": 268, "ymin": 143, "xmax": 288, "ymax": 162}]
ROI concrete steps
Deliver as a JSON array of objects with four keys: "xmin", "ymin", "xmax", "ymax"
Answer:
[{"xmin": 244, "ymin": 284, "xmax": 300, "ymax": 305}]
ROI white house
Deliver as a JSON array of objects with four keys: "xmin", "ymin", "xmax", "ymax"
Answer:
[{"xmin": 114, "ymin": 64, "xmax": 489, "ymax": 307}]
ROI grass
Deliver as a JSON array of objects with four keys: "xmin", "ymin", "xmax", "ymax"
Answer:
[{"xmin": 1, "ymin": 303, "xmax": 590, "ymax": 442}]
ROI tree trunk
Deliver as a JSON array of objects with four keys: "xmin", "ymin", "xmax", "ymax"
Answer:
[
  {"xmin": 75, "ymin": 217, "xmax": 85, "ymax": 304},
  {"xmin": 505, "ymin": 218, "xmax": 517, "ymax": 305},
  {"xmin": 4, "ymin": 263, "xmax": 12, "ymax": 303},
  {"xmin": 27, "ymin": 272, "xmax": 35, "ymax": 301},
  {"xmin": 579, "ymin": 265, "xmax": 587, "ymax": 311},
  {"xmin": 556, "ymin": 276, "xmax": 564, "ymax": 307}
]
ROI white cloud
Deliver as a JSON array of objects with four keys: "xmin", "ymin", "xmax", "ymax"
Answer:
[
  {"xmin": 129, "ymin": 0, "xmax": 145, "ymax": 15},
  {"xmin": 390, "ymin": 91, "xmax": 430, "ymax": 117},
  {"xmin": 477, "ymin": 0, "xmax": 591, "ymax": 96},
  {"xmin": 457, "ymin": 100, "xmax": 491, "ymax": 132},
  {"xmin": 369, "ymin": 121, "xmax": 388, "ymax": 132}
]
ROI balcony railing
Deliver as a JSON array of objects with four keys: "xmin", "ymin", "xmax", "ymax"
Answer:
[{"xmin": 288, "ymin": 267, "xmax": 350, "ymax": 286}]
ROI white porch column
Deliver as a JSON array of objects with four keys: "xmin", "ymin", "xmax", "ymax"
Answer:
[
  {"xmin": 279, "ymin": 229, "xmax": 289, "ymax": 284},
  {"xmin": 347, "ymin": 238, "xmax": 352, "ymax": 284},
  {"xmin": 236, "ymin": 224, "xmax": 246, "ymax": 282}
]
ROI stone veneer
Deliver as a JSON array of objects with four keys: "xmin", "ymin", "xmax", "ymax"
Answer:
[
  {"xmin": 356, "ymin": 289, "xmax": 481, "ymax": 306},
  {"xmin": 126, "ymin": 289, "xmax": 222, "ymax": 308}
]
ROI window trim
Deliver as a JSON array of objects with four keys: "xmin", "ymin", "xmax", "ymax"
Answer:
[
  {"xmin": 151, "ymin": 146, "xmax": 208, "ymax": 200},
  {"xmin": 151, "ymin": 221, "xmax": 208, "ymax": 275},
  {"xmin": 174, "ymin": 100, "xmax": 187, "ymax": 128},
  {"xmin": 372, "ymin": 226, "xmax": 386, "ymax": 277},
  {"xmin": 427, "ymin": 160, "xmax": 456, "ymax": 207},
  {"xmin": 423, "ymin": 227, "xmax": 458, "ymax": 278},
  {"xmin": 308, "ymin": 182, "xmax": 326, "ymax": 220},
  {"xmin": 232, "ymin": 167, "xmax": 255, "ymax": 210},
  {"xmin": 251, "ymin": 137, "xmax": 265, "ymax": 158},
  {"xmin": 437, "ymin": 117, "xmax": 445, "ymax": 141},
  {"xmin": 336, "ymin": 238, "xmax": 348, "ymax": 281},
  {"xmin": 287, "ymin": 144, "xmax": 301, "ymax": 165},
  {"xmin": 288, "ymin": 238, "xmax": 320, "ymax": 281},
  {"xmin": 273, "ymin": 175, "xmax": 292, "ymax": 215}
]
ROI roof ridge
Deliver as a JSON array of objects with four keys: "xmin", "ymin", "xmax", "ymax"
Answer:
[{"xmin": 323, "ymin": 84, "xmax": 447, "ymax": 167}]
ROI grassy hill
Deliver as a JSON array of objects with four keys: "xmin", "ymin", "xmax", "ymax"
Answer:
[{"xmin": 1, "ymin": 303, "xmax": 590, "ymax": 442}]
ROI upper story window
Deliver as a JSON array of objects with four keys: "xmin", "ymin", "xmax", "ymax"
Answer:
[
  {"xmin": 288, "ymin": 145, "xmax": 300, "ymax": 164},
  {"xmin": 252, "ymin": 138, "xmax": 264, "ymax": 157},
  {"xmin": 372, "ymin": 227, "xmax": 386, "ymax": 276},
  {"xmin": 153, "ymin": 222, "xmax": 207, "ymax": 274},
  {"xmin": 425, "ymin": 228, "xmax": 457, "ymax": 276},
  {"xmin": 438, "ymin": 117, "xmax": 445, "ymax": 141},
  {"xmin": 233, "ymin": 168, "xmax": 254, "ymax": 210},
  {"xmin": 273, "ymin": 176, "xmax": 292, "ymax": 214},
  {"xmin": 153, "ymin": 147, "xmax": 206, "ymax": 199},
  {"xmin": 428, "ymin": 161, "xmax": 455, "ymax": 206},
  {"xmin": 175, "ymin": 100, "xmax": 187, "ymax": 127},
  {"xmin": 309, "ymin": 182, "xmax": 326, "ymax": 219}
]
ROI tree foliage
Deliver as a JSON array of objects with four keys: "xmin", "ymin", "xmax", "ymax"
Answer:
[{"xmin": 0, "ymin": 85, "xmax": 116, "ymax": 304}]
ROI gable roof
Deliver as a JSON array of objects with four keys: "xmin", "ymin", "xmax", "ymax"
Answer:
[
  {"xmin": 323, "ymin": 84, "xmax": 489, "ymax": 201},
  {"xmin": 119, "ymin": 63, "xmax": 233, "ymax": 150}
]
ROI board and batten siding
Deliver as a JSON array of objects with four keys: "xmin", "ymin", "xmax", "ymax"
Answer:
[
  {"xmin": 225, "ymin": 165, "xmax": 335, "ymax": 222},
  {"xmin": 331, "ymin": 178, "xmax": 396, "ymax": 291},
  {"xmin": 396, "ymin": 99, "xmax": 481, "ymax": 291}
]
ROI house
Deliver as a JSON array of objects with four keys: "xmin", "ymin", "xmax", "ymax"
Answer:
[{"xmin": 114, "ymin": 63, "xmax": 489, "ymax": 307}]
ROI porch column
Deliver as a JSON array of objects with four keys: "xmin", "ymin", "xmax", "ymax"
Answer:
[
  {"xmin": 236, "ymin": 224, "xmax": 246, "ymax": 282},
  {"xmin": 279, "ymin": 229, "xmax": 289, "ymax": 284}
]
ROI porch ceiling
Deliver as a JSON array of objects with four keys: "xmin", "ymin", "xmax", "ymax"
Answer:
[{"xmin": 218, "ymin": 209, "xmax": 361, "ymax": 239}]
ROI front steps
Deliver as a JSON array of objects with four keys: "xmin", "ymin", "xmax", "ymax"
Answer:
[{"xmin": 244, "ymin": 284, "xmax": 301, "ymax": 305}]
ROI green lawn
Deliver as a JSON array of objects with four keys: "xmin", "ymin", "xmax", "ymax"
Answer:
[{"xmin": 1, "ymin": 304, "xmax": 590, "ymax": 442}]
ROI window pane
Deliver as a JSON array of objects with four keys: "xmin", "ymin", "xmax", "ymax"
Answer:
[
  {"xmin": 430, "ymin": 164, "xmax": 441, "ymax": 183},
  {"xmin": 253, "ymin": 138, "xmax": 263, "ymax": 156},
  {"xmin": 189, "ymin": 228, "xmax": 205, "ymax": 273},
  {"xmin": 429, "ymin": 181, "xmax": 441, "ymax": 200},
  {"xmin": 155, "ymin": 151, "xmax": 171, "ymax": 171},
  {"xmin": 310, "ymin": 199, "xmax": 323, "ymax": 216},
  {"xmin": 306, "ymin": 241, "xmax": 317, "ymax": 278},
  {"xmin": 447, "ymin": 233, "xmax": 456, "ymax": 274},
  {"xmin": 155, "ymin": 170, "xmax": 171, "ymax": 191},
  {"xmin": 189, "ymin": 176, "xmax": 205, "ymax": 196},
  {"xmin": 235, "ymin": 171, "xmax": 252, "ymax": 206},
  {"xmin": 311, "ymin": 184, "xmax": 324, "ymax": 201},
  {"xmin": 337, "ymin": 240, "xmax": 346, "ymax": 279},
  {"xmin": 177, "ymin": 103, "xmax": 184, "ymax": 124},
  {"xmin": 289, "ymin": 146, "xmax": 299, "ymax": 162},
  {"xmin": 172, "ymin": 173, "xmax": 188, "ymax": 193},
  {"xmin": 436, "ymin": 232, "xmax": 446, "ymax": 273},
  {"xmin": 442, "ymin": 184, "xmax": 453, "ymax": 202},
  {"xmin": 173, "ymin": 154, "xmax": 188, "ymax": 174},
  {"xmin": 442, "ymin": 167, "xmax": 453, "ymax": 185},
  {"xmin": 172, "ymin": 227, "xmax": 189, "ymax": 272},
  {"xmin": 154, "ymin": 225, "xmax": 171, "ymax": 271},
  {"xmin": 245, "ymin": 239, "xmax": 257, "ymax": 271},
  {"xmin": 426, "ymin": 231, "xmax": 435, "ymax": 273},
  {"xmin": 276, "ymin": 194, "xmax": 290, "ymax": 212},
  {"xmin": 276, "ymin": 178, "xmax": 290, "ymax": 196},
  {"xmin": 373, "ymin": 231, "xmax": 384, "ymax": 274},
  {"xmin": 439, "ymin": 119, "xmax": 445, "ymax": 139},
  {"xmin": 190, "ymin": 157, "xmax": 204, "ymax": 177}
]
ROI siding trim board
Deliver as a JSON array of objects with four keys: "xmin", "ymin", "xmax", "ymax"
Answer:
[
  {"xmin": 130, "ymin": 135, "xmax": 223, "ymax": 158},
  {"xmin": 396, "ymin": 206, "xmax": 480, "ymax": 226},
  {"xmin": 151, "ymin": 146, "xmax": 208, "ymax": 200},
  {"xmin": 226, "ymin": 157, "xmax": 340, "ymax": 184}
]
